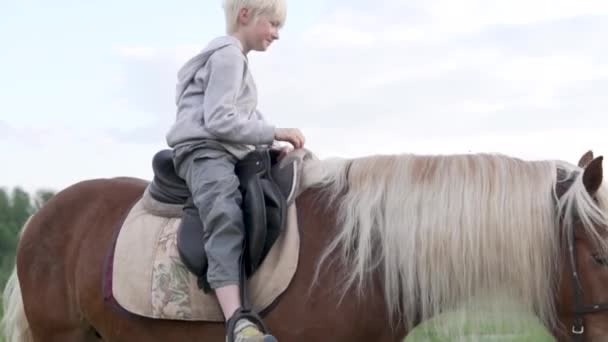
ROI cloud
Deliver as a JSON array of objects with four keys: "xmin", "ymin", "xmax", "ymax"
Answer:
[
  {"xmin": 0, "ymin": 130, "xmax": 162, "ymax": 193},
  {"xmin": 0, "ymin": 122, "xmax": 62, "ymax": 146},
  {"xmin": 115, "ymin": 46, "xmax": 163, "ymax": 59},
  {"xmin": 426, "ymin": 0, "xmax": 608, "ymax": 29},
  {"xmin": 107, "ymin": 45, "xmax": 202, "ymax": 144},
  {"xmin": 108, "ymin": 121, "xmax": 168, "ymax": 145},
  {"xmin": 107, "ymin": 2, "xmax": 608, "ymax": 158},
  {"xmin": 0, "ymin": 120, "xmax": 11, "ymax": 137},
  {"xmin": 337, "ymin": 0, "xmax": 608, "ymax": 37},
  {"xmin": 112, "ymin": 48, "xmax": 178, "ymax": 117}
]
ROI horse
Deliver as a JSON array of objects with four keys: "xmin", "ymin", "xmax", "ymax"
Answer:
[{"xmin": 2, "ymin": 150, "xmax": 608, "ymax": 342}]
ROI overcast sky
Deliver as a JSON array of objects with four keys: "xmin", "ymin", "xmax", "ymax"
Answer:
[{"xmin": 1, "ymin": 0, "xmax": 607, "ymax": 192}]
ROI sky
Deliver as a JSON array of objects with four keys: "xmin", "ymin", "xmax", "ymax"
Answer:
[{"xmin": 1, "ymin": 0, "xmax": 607, "ymax": 192}]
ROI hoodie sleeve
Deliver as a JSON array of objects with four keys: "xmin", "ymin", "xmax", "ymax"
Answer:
[{"xmin": 202, "ymin": 46, "xmax": 275, "ymax": 145}]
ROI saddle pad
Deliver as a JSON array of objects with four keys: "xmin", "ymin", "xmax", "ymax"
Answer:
[{"xmin": 111, "ymin": 196, "xmax": 300, "ymax": 322}]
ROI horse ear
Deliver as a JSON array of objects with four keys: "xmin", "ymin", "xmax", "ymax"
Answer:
[
  {"xmin": 578, "ymin": 150, "xmax": 594, "ymax": 168},
  {"xmin": 583, "ymin": 156, "xmax": 603, "ymax": 195}
]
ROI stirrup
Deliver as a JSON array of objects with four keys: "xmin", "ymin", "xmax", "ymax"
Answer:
[{"xmin": 226, "ymin": 308, "xmax": 271, "ymax": 342}]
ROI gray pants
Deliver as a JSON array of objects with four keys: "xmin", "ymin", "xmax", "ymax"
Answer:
[{"xmin": 175, "ymin": 148, "xmax": 244, "ymax": 289}]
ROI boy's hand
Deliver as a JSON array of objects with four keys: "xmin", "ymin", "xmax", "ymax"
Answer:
[{"xmin": 274, "ymin": 128, "xmax": 305, "ymax": 149}]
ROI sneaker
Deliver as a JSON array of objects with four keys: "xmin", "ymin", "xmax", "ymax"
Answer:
[{"xmin": 230, "ymin": 319, "xmax": 277, "ymax": 342}]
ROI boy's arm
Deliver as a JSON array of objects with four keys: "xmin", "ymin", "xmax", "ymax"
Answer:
[
  {"xmin": 255, "ymin": 109, "xmax": 277, "ymax": 147},
  {"xmin": 202, "ymin": 47, "xmax": 275, "ymax": 145}
]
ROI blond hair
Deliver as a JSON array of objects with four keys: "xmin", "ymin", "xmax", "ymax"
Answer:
[{"xmin": 222, "ymin": 0, "xmax": 287, "ymax": 34}]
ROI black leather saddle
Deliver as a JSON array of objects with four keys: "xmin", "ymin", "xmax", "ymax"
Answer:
[{"xmin": 147, "ymin": 148, "xmax": 298, "ymax": 292}]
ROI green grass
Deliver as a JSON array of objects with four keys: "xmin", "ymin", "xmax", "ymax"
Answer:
[
  {"xmin": 0, "ymin": 309, "xmax": 4, "ymax": 342},
  {"xmin": 403, "ymin": 309, "xmax": 555, "ymax": 342}
]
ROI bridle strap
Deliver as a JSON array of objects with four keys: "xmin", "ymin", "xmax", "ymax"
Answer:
[
  {"xmin": 569, "ymin": 223, "xmax": 587, "ymax": 341},
  {"xmin": 576, "ymin": 303, "xmax": 608, "ymax": 314}
]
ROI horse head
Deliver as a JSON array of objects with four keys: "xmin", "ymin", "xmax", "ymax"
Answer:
[{"xmin": 556, "ymin": 151, "xmax": 608, "ymax": 341}]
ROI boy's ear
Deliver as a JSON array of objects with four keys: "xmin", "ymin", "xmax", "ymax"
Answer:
[{"xmin": 238, "ymin": 7, "xmax": 251, "ymax": 25}]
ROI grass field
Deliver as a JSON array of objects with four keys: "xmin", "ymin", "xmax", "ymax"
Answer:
[{"xmin": 0, "ymin": 309, "xmax": 4, "ymax": 342}]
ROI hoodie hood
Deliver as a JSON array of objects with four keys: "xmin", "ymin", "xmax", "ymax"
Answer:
[{"xmin": 175, "ymin": 35, "xmax": 244, "ymax": 103}]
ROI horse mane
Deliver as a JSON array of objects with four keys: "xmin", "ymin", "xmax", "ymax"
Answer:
[{"xmin": 304, "ymin": 153, "xmax": 608, "ymax": 331}]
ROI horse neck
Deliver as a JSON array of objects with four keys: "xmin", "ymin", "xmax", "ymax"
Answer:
[{"xmin": 295, "ymin": 189, "xmax": 407, "ymax": 339}]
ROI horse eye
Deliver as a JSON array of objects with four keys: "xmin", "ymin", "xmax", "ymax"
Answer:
[{"xmin": 592, "ymin": 253, "xmax": 608, "ymax": 266}]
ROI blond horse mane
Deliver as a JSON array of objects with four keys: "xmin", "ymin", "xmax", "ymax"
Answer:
[{"xmin": 303, "ymin": 153, "xmax": 608, "ymax": 331}]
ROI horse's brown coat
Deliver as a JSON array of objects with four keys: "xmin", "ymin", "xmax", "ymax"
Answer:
[{"xmin": 17, "ymin": 178, "xmax": 402, "ymax": 342}]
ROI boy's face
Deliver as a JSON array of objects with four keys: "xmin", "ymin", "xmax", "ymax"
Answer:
[{"xmin": 240, "ymin": 10, "xmax": 281, "ymax": 52}]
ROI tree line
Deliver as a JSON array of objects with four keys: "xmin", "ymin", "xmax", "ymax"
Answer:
[{"xmin": 0, "ymin": 187, "xmax": 55, "ymax": 291}]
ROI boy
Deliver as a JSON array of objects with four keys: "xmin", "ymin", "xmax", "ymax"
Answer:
[{"xmin": 166, "ymin": 1, "xmax": 304, "ymax": 341}]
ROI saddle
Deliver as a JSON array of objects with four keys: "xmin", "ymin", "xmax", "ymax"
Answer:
[{"xmin": 147, "ymin": 148, "xmax": 299, "ymax": 292}]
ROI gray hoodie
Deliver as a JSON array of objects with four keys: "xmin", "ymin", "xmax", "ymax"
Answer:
[{"xmin": 166, "ymin": 35, "xmax": 275, "ymax": 159}]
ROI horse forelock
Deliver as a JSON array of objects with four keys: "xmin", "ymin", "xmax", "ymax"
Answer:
[{"xmin": 308, "ymin": 153, "xmax": 567, "ymax": 331}]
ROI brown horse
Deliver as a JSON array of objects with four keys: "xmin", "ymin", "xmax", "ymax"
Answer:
[{"xmin": 3, "ymin": 150, "xmax": 608, "ymax": 341}]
